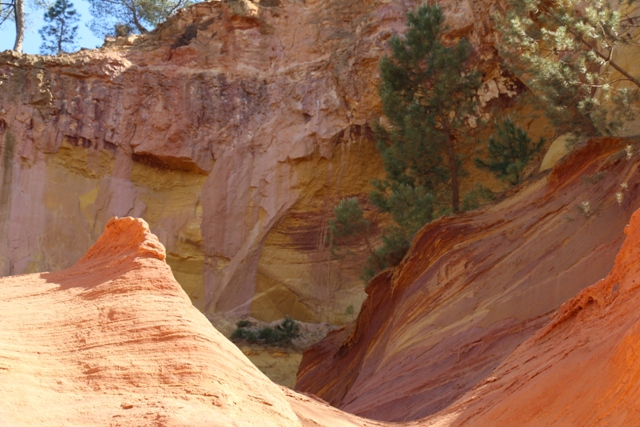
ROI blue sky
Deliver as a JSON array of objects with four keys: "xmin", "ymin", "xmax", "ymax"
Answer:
[{"xmin": 0, "ymin": 0, "xmax": 103, "ymax": 54}]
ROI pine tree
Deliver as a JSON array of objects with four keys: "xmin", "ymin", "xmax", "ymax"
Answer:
[
  {"xmin": 476, "ymin": 117, "xmax": 545, "ymax": 186},
  {"xmin": 369, "ymin": 4, "xmax": 480, "ymax": 275},
  {"xmin": 1, "ymin": 0, "xmax": 25, "ymax": 52},
  {"xmin": 39, "ymin": 0, "xmax": 79, "ymax": 55},
  {"xmin": 373, "ymin": 4, "xmax": 481, "ymax": 216},
  {"xmin": 496, "ymin": 0, "xmax": 640, "ymax": 137},
  {"xmin": 88, "ymin": 0, "xmax": 191, "ymax": 37},
  {"xmin": 328, "ymin": 5, "xmax": 483, "ymax": 281}
]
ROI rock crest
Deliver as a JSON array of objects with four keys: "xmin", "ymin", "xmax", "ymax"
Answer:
[
  {"xmin": 0, "ymin": 218, "xmax": 300, "ymax": 426},
  {"xmin": 0, "ymin": 216, "xmax": 392, "ymax": 426}
]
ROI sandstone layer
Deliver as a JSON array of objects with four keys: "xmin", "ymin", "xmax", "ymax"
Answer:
[
  {"xmin": 0, "ymin": 216, "xmax": 396, "ymax": 427},
  {"xmin": 425, "ymin": 195, "xmax": 640, "ymax": 426},
  {"xmin": 0, "ymin": 0, "xmax": 519, "ymax": 323},
  {"xmin": 296, "ymin": 137, "xmax": 640, "ymax": 421}
]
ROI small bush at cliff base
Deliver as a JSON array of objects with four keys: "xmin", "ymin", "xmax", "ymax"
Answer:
[
  {"xmin": 257, "ymin": 327, "xmax": 280, "ymax": 345},
  {"xmin": 231, "ymin": 328, "xmax": 258, "ymax": 343},
  {"xmin": 275, "ymin": 316, "xmax": 301, "ymax": 345},
  {"xmin": 230, "ymin": 316, "xmax": 301, "ymax": 347},
  {"xmin": 236, "ymin": 319, "xmax": 252, "ymax": 328}
]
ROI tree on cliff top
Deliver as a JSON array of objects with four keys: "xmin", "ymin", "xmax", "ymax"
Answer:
[
  {"xmin": 39, "ymin": 0, "xmax": 79, "ymax": 54},
  {"xmin": 87, "ymin": 0, "xmax": 191, "ymax": 37},
  {"xmin": 1, "ymin": 0, "xmax": 25, "ymax": 52},
  {"xmin": 496, "ymin": 0, "xmax": 640, "ymax": 137}
]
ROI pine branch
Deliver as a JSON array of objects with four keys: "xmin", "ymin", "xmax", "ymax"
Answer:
[{"xmin": 539, "ymin": 2, "xmax": 640, "ymax": 89}]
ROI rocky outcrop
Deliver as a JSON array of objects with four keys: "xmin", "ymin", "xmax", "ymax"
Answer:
[
  {"xmin": 296, "ymin": 137, "xmax": 640, "ymax": 421},
  {"xmin": 0, "ymin": 0, "xmax": 519, "ymax": 323},
  {"xmin": 0, "ymin": 216, "xmax": 395, "ymax": 426}
]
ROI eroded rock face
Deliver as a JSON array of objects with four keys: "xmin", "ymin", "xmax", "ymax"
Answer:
[
  {"xmin": 0, "ymin": 0, "xmax": 515, "ymax": 323},
  {"xmin": 296, "ymin": 137, "xmax": 640, "ymax": 421},
  {"xmin": 6, "ymin": 184, "xmax": 640, "ymax": 426}
]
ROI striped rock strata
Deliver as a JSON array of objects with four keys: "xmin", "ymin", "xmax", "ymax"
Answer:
[
  {"xmin": 430, "ymin": 183, "xmax": 640, "ymax": 426},
  {"xmin": 296, "ymin": 137, "xmax": 640, "ymax": 422},
  {"xmin": 6, "ymin": 161, "xmax": 640, "ymax": 426}
]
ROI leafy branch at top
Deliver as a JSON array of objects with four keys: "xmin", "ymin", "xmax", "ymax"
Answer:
[{"xmin": 495, "ymin": 0, "xmax": 640, "ymax": 137}]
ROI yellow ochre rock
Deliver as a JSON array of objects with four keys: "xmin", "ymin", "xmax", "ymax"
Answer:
[{"xmin": 0, "ymin": 0, "xmax": 523, "ymax": 323}]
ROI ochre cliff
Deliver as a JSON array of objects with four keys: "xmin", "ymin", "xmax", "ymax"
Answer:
[
  {"xmin": 296, "ymin": 137, "xmax": 640, "ymax": 421},
  {"xmin": 8, "ymin": 193, "xmax": 640, "ymax": 426},
  {"xmin": 0, "ymin": 0, "xmax": 517, "ymax": 323}
]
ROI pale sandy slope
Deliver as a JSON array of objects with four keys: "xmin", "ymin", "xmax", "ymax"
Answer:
[{"xmin": 0, "ymin": 217, "xmax": 367, "ymax": 427}]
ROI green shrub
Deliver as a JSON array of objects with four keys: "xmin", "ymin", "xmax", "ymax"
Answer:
[
  {"xmin": 361, "ymin": 226, "xmax": 411, "ymax": 281},
  {"xmin": 462, "ymin": 184, "xmax": 495, "ymax": 211},
  {"xmin": 230, "ymin": 328, "xmax": 244, "ymax": 340},
  {"xmin": 236, "ymin": 319, "xmax": 251, "ymax": 328},
  {"xmin": 244, "ymin": 331, "xmax": 257, "ymax": 343},
  {"xmin": 231, "ymin": 317, "xmax": 301, "ymax": 347},
  {"xmin": 275, "ymin": 316, "xmax": 301, "ymax": 344},
  {"xmin": 231, "ymin": 328, "xmax": 257, "ymax": 343},
  {"xmin": 328, "ymin": 198, "xmax": 378, "ymax": 265},
  {"xmin": 257, "ymin": 327, "xmax": 280, "ymax": 345},
  {"xmin": 475, "ymin": 117, "xmax": 545, "ymax": 186}
]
